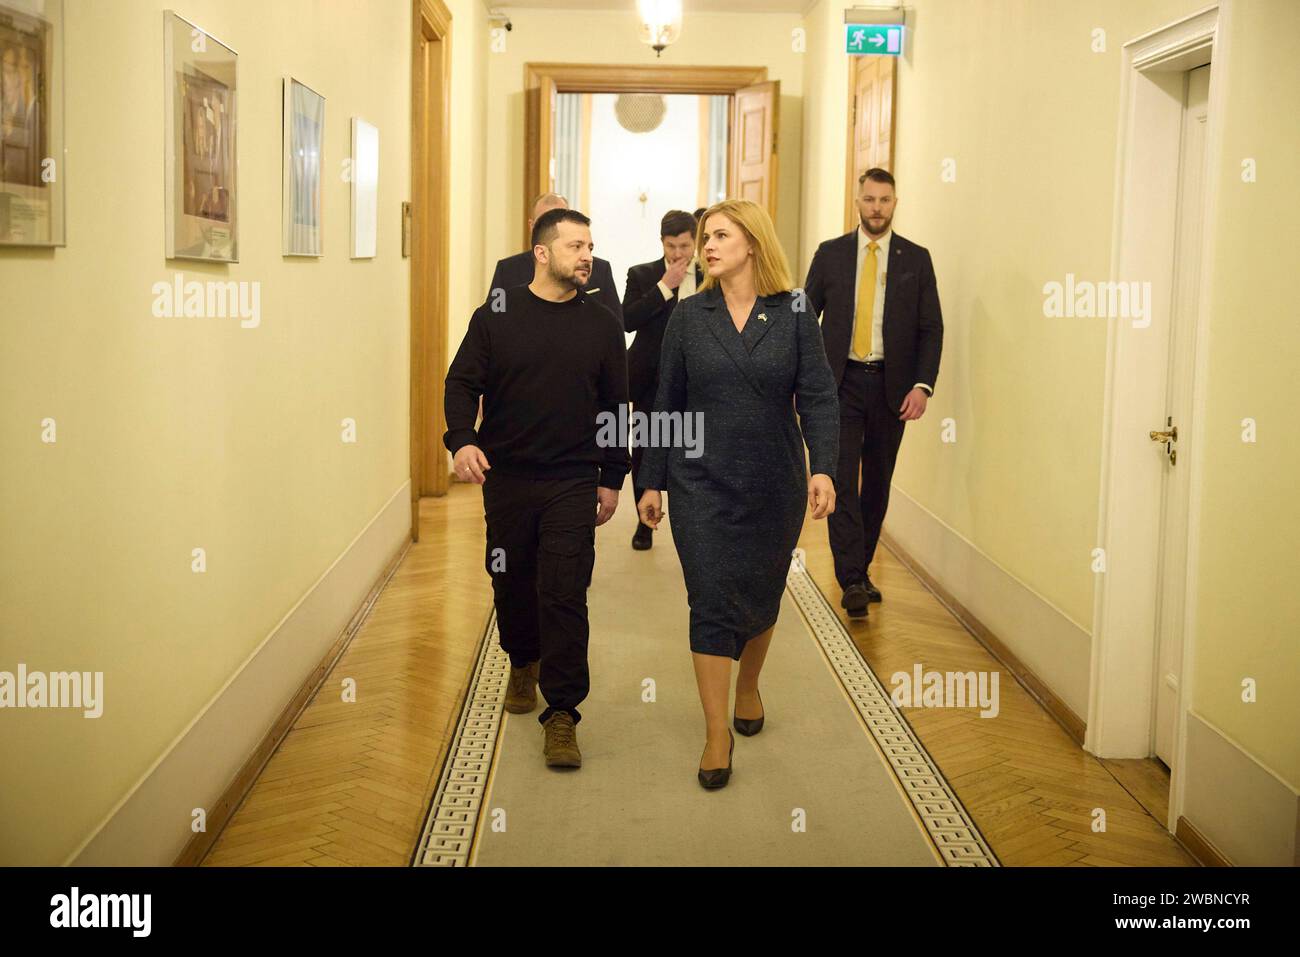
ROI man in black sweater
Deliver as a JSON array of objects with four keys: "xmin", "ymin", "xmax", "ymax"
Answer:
[
  {"xmin": 621, "ymin": 209, "xmax": 702, "ymax": 550},
  {"xmin": 485, "ymin": 192, "xmax": 623, "ymax": 323},
  {"xmin": 444, "ymin": 207, "xmax": 629, "ymax": 769}
]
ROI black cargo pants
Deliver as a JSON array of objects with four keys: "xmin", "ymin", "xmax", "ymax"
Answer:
[{"xmin": 482, "ymin": 471, "xmax": 597, "ymax": 725}]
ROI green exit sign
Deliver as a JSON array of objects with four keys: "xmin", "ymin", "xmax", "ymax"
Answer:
[{"xmin": 846, "ymin": 24, "xmax": 903, "ymax": 55}]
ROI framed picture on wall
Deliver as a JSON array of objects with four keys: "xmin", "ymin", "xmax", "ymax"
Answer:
[
  {"xmin": 0, "ymin": 0, "xmax": 65, "ymax": 246},
  {"xmin": 283, "ymin": 77, "xmax": 323, "ymax": 257},
  {"xmin": 350, "ymin": 117, "xmax": 377, "ymax": 259},
  {"xmin": 163, "ymin": 10, "xmax": 237, "ymax": 262}
]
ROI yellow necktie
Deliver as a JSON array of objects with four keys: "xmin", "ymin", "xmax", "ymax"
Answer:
[{"xmin": 854, "ymin": 241, "xmax": 879, "ymax": 359}]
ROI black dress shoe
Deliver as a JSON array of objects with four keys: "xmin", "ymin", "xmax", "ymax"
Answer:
[
  {"xmin": 733, "ymin": 688, "xmax": 764, "ymax": 736},
  {"xmin": 841, "ymin": 582, "xmax": 870, "ymax": 618},
  {"xmin": 863, "ymin": 576, "xmax": 882, "ymax": 603},
  {"xmin": 631, "ymin": 522, "xmax": 653, "ymax": 550},
  {"xmin": 698, "ymin": 730, "xmax": 735, "ymax": 789}
]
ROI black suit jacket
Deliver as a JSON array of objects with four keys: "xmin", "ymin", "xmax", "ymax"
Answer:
[
  {"xmin": 487, "ymin": 251, "xmax": 622, "ymax": 323},
  {"xmin": 803, "ymin": 230, "xmax": 943, "ymax": 412},
  {"xmin": 622, "ymin": 257, "xmax": 705, "ymax": 405}
]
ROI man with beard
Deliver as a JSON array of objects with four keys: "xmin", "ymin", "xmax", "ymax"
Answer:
[
  {"xmin": 485, "ymin": 192, "xmax": 622, "ymax": 322},
  {"xmin": 444, "ymin": 208, "xmax": 630, "ymax": 768},
  {"xmin": 803, "ymin": 168, "xmax": 943, "ymax": 619}
]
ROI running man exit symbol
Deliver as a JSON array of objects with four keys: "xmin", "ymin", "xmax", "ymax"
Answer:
[{"xmin": 846, "ymin": 24, "xmax": 903, "ymax": 55}]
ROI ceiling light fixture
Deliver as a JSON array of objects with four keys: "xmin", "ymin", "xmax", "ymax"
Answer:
[{"xmin": 636, "ymin": 0, "xmax": 682, "ymax": 58}]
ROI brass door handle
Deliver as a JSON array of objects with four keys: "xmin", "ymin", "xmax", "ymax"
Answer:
[{"xmin": 1149, "ymin": 426, "xmax": 1178, "ymax": 443}]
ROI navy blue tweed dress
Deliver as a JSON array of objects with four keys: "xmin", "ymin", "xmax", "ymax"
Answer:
[{"xmin": 637, "ymin": 285, "xmax": 840, "ymax": 659}]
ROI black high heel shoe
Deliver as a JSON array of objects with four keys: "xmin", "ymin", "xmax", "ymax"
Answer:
[
  {"xmin": 733, "ymin": 688, "xmax": 764, "ymax": 736},
  {"xmin": 698, "ymin": 729, "xmax": 734, "ymax": 789}
]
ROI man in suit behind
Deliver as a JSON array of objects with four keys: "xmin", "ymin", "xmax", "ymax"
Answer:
[
  {"xmin": 486, "ymin": 192, "xmax": 622, "ymax": 322},
  {"xmin": 803, "ymin": 168, "xmax": 943, "ymax": 618},
  {"xmin": 622, "ymin": 208, "xmax": 703, "ymax": 550}
]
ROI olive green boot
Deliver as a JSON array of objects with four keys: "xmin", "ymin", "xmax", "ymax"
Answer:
[
  {"xmin": 542, "ymin": 712, "xmax": 582, "ymax": 768},
  {"xmin": 504, "ymin": 661, "xmax": 539, "ymax": 714}
]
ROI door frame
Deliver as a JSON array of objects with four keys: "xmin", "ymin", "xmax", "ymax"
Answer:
[
  {"xmin": 410, "ymin": 0, "xmax": 453, "ymax": 541},
  {"xmin": 522, "ymin": 63, "xmax": 767, "ymax": 249},
  {"xmin": 1088, "ymin": 3, "xmax": 1230, "ymax": 833}
]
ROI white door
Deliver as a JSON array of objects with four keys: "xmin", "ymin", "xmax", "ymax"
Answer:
[{"xmin": 1152, "ymin": 64, "xmax": 1209, "ymax": 767}]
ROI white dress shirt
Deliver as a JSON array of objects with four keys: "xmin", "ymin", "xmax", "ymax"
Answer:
[
  {"xmin": 850, "ymin": 225, "xmax": 932, "ymax": 396},
  {"xmin": 657, "ymin": 256, "xmax": 698, "ymax": 301}
]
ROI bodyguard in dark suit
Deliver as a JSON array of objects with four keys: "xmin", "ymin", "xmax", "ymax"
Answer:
[
  {"xmin": 804, "ymin": 168, "xmax": 943, "ymax": 618},
  {"xmin": 621, "ymin": 209, "xmax": 702, "ymax": 549},
  {"xmin": 486, "ymin": 192, "xmax": 622, "ymax": 322}
]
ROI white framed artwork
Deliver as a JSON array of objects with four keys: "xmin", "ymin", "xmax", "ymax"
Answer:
[
  {"xmin": 282, "ymin": 76, "xmax": 323, "ymax": 257},
  {"xmin": 350, "ymin": 117, "xmax": 377, "ymax": 259}
]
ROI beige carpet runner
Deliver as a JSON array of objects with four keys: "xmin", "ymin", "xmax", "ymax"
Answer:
[{"xmin": 415, "ymin": 499, "xmax": 995, "ymax": 866}]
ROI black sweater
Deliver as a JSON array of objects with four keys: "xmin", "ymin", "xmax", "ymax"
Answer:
[{"xmin": 443, "ymin": 284, "xmax": 631, "ymax": 489}]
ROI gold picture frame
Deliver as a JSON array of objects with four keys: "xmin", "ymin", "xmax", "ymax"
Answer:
[
  {"xmin": 0, "ymin": 0, "xmax": 65, "ymax": 246},
  {"xmin": 163, "ymin": 10, "xmax": 237, "ymax": 262}
]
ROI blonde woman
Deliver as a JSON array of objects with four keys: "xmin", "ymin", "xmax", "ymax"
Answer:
[{"xmin": 637, "ymin": 199, "xmax": 839, "ymax": 789}]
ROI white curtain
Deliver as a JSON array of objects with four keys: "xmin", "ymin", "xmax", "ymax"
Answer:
[
  {"xmin": 554, "ymin": 92, "xmax": 582, "ymax": 208},
  {"xmin": 706, "ymin": 95, "xmax": 728, "ymax": 204}
]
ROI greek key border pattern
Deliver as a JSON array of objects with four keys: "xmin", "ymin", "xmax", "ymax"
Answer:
[
  {"xmin": 414, "ymin": 572, "xmax": 997, "ymax": 867},
  {"xmin": 413, "ymin": 613, "xmax": 506, "ymax": 867},
  {"xmin": 786, "ymin": 560, "xmax": 1000, "ymax": 867}
]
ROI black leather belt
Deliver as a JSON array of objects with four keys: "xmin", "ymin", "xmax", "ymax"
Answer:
[{"xmin": 847, "ymin": 359, "xmax": 884, "ymax": 372}]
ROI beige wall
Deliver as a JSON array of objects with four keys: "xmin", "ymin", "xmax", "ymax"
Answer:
[
  {"xmin": 798, "ymin": 0, "xmax": 849, "ymax": 280},
  {"xmin": 446, "ymin": 0, "xmax": 489, "ymax": 417},
  {"xmin": 1190, "ymin": 0, "xmax": 1300, "ymax": 787},
  {"xmin": 0, "ymin": 0, "xmax": 414, "ymax": 864},
  {"xmin": 800, "ymin": 0, "xmax": 1299, "ymax": 788}
]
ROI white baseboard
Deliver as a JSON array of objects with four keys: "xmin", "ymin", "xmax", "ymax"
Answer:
[
  {"xmin": 882, "ymin": 487, "xmax": 1092, "ymax": 719},
  {"xmin": 1182, "ymin": 710, "xmax": 1299, "ymax": 867},
  {"xmin": 67, "ymin": 480, "xmax": 413, "ymax": 866}
]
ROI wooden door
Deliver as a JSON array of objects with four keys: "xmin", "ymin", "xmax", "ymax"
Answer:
[
  {"xmin": 523, "ymin": 75, "xmax": 557, "ymax": 247},
  {"xmin": 729, "ymin": 80, "xmax": 779, "ymax": 220},
  {"xmin": 845, "ymin": 56, "xmax": 895, "ymax": 232},
  {"xmin": 410, "ymin": 0, "xmax": 452, "ymax": 541}
]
